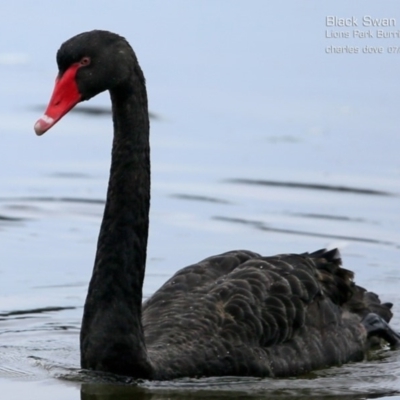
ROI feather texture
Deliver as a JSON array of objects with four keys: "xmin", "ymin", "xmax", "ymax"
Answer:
[{"xmin": 36, "ymin": 30, "xmax": 398, "ymax": 380}]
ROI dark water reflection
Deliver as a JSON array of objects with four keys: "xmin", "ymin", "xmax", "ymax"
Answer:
[
  {"xmin": 84, "ymin": 358, "xmax": 398, "ymax": 399},
  {"xmin": 80, "ymin": 383, "xmax": 390, "ymax": 400},
  {"xmin": 63, "ymin": 364, "xmax": 400, "ymax": 399}
]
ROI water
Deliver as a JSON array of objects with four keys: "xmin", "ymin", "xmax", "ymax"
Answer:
[{"xmin": 1, "ymin": 1, "xmax": 400, "ymax": 399}]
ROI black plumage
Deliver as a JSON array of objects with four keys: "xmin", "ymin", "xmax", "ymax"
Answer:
[{"xmin": 34, "ymin": 30, "xmax": 399, "ymax": 380}]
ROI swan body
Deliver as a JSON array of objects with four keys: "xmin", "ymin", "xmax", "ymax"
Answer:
[{"xmin": 34, "ymin": 30, "xmax": 399, "ymax": 380}]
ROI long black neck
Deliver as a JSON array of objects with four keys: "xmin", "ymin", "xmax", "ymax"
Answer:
[{"xmin": 80, "ymin": 66, "xmax": 153, "ymax": 378}]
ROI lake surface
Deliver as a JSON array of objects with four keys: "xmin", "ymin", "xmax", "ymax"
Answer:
[{"xmin": 1, "ymin": 1, "xmax": 400, "ymax": 399}]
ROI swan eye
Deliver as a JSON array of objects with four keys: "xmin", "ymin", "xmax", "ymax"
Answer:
[{"xmin": 79, "ymin": 57, "xmax": 91, "ymax": 66}]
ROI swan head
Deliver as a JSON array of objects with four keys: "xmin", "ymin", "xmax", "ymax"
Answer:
[{"xmin": 34, "ymin": 30, "xmax": 137, "ymax": 135}]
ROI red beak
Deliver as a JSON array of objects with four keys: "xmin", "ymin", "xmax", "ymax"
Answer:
[{"xmin": 34, "ymin": 63, "xmax": 81, "ymax": 135}]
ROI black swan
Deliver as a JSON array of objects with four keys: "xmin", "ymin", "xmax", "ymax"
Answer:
[{"xmin": 34, "ymin": 30, "xmax": 400, "ymax": 380}]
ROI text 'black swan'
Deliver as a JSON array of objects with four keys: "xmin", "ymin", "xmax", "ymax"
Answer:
[{"xmin": 34, "ymin": 30, "xmax": 400, "ymax": 380}]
